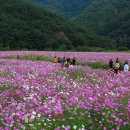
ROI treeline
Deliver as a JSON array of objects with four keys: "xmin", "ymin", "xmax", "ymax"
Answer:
[
  {"xmin": 29, "ymin": 0, "xmax": 130, "ymax": 50},
  {"xmin": 0, "ymin": 0, "xmax": 112, "ymax": 51},
  {"xmin": 72, "ymin": 0, "xmax": 130, "ymax": 50},
  {"xmin": 25, "ymin": 0, "xmax": 91, "ymax": 17}
]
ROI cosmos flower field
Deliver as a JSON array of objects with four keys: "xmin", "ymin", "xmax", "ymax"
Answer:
[{"xmin": 0, "ymin": 51, "xmax": 130, "ymax": 130}]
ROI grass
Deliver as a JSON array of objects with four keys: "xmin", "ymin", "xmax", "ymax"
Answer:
[
  {"xmin": 87, "ymin": 61, "xmax": 109, "ymax": 69},
  {"xmin": 0, "ymin": 54, "xmax": 53, "ymax": 62},
  {"xmin": 69, "ymin": 69, "xmax": 84, "ymax": 81},
  {"xmin": 17, "ymin": 107, "xmax": 130, "ymax": 129}
]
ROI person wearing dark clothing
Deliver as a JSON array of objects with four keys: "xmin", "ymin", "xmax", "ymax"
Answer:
[
  {"xmin": 16, "ymin": 55, "xmax": 20, "ymax": 59},
  {"xmin": 58, "ymin": 57, "xmax": 61, "ymax": 63},
  {"xmin": 67, "ymin": 57, "xmax": 70, "ymax": 63},
  {"xmin": 65, "ymin": 62, "xmax": 69, "ymax": 67},
  {"xmin": 72, "ymin": 57, "xmax": 76, "ymax": 65},
  {"xmin": 109, "ymin": 59, "xmax": 113, "ymax": 68},
  {"xmin": 116, "ymin": 58, "xmax": 119, "ymax": 63},
  {"xmin": 64, "ymin": 57, "xmax": 70, "ymax": 67}
]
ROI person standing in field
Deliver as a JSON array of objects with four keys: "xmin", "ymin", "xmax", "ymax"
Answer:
[
  {"xmin": 64, "ymin": 57, "xmax": 70, "ymax": 67},
  {"xmin": 16, "ymin": 55, "xmax": 20, "ymax": 59},
  {"xmin": 114, "ymin": 59, "xmax": 120, "ymax": 74},
  {"xmin": 116, "ymin": 58, "xmax": 119, "ymax": 63},
  {"xmin": 72, "ymin": 57, "xmax": 76, "ymax": 66},
  {"xmin": 62, "ymin": 57, "xmax": 66, "ymax": 63},
  {"xmin": 109, "ymin": 59, "xmax": 113, "ymax": 69},
  {"xmin": 58, "ymin": 57, "xmax": 61, "ymax": 63},
  {"xmin": 53, "ymin": 56, "xmax": 58, "ymax": 63},
  {"xmin": 124, "ymin": 61, "xmax": 129, "ymax": 72},
  {"xmin": 61, "ymin": 57, "xmax": 66, "ymax": 67}
]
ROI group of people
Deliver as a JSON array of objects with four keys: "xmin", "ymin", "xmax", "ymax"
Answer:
[
  {"xmin": 54, "ymin": 56, "xmax": 130, "ymax": 73},
  {"xmin": 53, "ymin": 56, "xmax": 76, "ymax": 67},
  {"xmin": 109, "ymin": 58, "xmax": 129, "ymax": 74}
]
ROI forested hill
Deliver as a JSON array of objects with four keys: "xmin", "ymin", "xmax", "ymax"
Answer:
[
  {"xmin": 72, "ymin": 0, "xmax": 130, "ymax": 50},
  {"xmin": 26, "ymin": 0, "xmax": 130, "ymax": 50},
  {"xmin": 24, "ymin": 0, "xmax": 91, "ymax": 17},
  {"xmin": 0, "ymin": 0, "xmax": 111, "ymax": 51}
]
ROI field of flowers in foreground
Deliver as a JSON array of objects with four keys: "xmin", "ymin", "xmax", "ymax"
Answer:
[{"xmin": 0, "ymin": 59, "xmax": 130, "ymax": 130}]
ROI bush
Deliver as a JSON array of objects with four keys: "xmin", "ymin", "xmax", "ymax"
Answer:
[
  {"xmin": 88, "ymin": 61, "xmax": 109, "ymax": 69},
  {"xmin": 117, "ymin": 46, "xmax": 128, "ymax": 51}
]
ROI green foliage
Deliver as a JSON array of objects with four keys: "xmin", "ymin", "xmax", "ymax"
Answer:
[
  {"xmin": 69, "ymin": 69, "xmax": 84, "ymax": 82},
  {"xmin": 77, "ymin": 46, "xmax": 106, "ymax": 52},
  {"xmin": 28, "ymin": 0, "xmax": 130, "ymax": 50},
  {"xmin": 1, "ymin": 0, "xmax": 130, "ymax": 51},
  {"xmin": 25, "ymin": 0, "xmax": 91, "ymax": 18},
  {"xmin": 0, "ymin": 54, "xmax": 53, "ymax": 62},
  {"xmin": 0, "ymin": 0, "xmax": 112, "ymax": 51},
  {"xmin": 88, "ymin": 61, "xmax": 109, "ymax": 69},
  {"xmin": 20, "ymin": 54, "xmax": 52, "ymax": 61},
  {"xmin": 117, "ymin": 46, "xmax": 129, "ymax": 51},
  {"xmin": 72, "ymin": 0, "xmax": 130, "ymax": 50}
]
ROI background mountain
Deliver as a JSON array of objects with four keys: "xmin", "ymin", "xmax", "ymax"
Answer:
[
  {"xmin": 0, "ymin": 0, "xmax": 111, "ymax": 51},
  {"xmin": 25, "ymin": 0, "xmax": 91, "ymax": 18},
  {"xmin": 72, "ymin": 0, "xmax": 130, "ymax": 50},
  {"xmin": 26, "ymin": 0, "xmax": 130, "ymax": 50}
]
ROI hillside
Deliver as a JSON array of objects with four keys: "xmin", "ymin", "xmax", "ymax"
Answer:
[
  {"xmin": 0, "ymin": 0, "xmax": 111, "ymax": 51},
  {"xmin": 26, "ymin": 0, "xmax": 130, "ymax": 50},
  {"xmin": 72, "ymin": 0, "xmax": 130, "ymax": 50},
  {"xmin": 25, "ymin": 0, "xmax": 91, "ymax": 17}
]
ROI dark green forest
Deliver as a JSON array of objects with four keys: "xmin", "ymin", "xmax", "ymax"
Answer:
[
  {"xmin": 25, "ymin": 0, "xmax": 91, "ymax": 17},
  {"xmin": 73, "ymin": 0, "xmax": 130, "ymax": 50},
  {"xmin": 27, "ymin": 0, "xmax": 130, "ymax": 51},
  {"xmin": 0, "ymin": 0, "xmax": 130, "ymax": 51},
  {"xmin": 0, "ymin": 0, "xmax": 112, "ymax": 51}
]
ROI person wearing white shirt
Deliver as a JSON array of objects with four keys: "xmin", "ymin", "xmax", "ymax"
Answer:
[{"xmin": 124, "ymin": 61, "xmax": 129, "ymax": 72}]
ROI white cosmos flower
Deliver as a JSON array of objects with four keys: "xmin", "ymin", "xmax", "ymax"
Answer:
[
  {"xmin": 73, "ymin": 125, "xmax": 77, "ymax": 129},
  {"xmin": 10, "ymin": 124, "xmax": 13, "ymax": 127},
  {"xmin": 38, "ymin": 114, "xmax": 41, "ymax": 118},
  {"xmin": 23, "ymin": 97, "xmax": 27, "ymax": 100},
  {"xmin": 32, "ymin": 111, "xmax": 36, "ymax": 115},
  {"xmin": 62, "ymin": 125, "xmax": 65, "ymax": 128},
  {"xmin": 25, "ymin": 118, "xmax": 28, "ymax": 123},
  {"xmin": 79, "ymin": 128, "xmax": 85, "ymax": 130},
  {"xmin": 30, "ymin": 115, "xmax": 35, "ymax": 120},
  {"xmin": 12, "ymin": 113, "xmax": 15, "ymax": 116},
  {"xmin": 82, "ymin": 125, "xmax": 85, "ymax": 127},
  {"xmin": 29, "ymin": 124, "xmax": 34, "ymax": 126}
]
